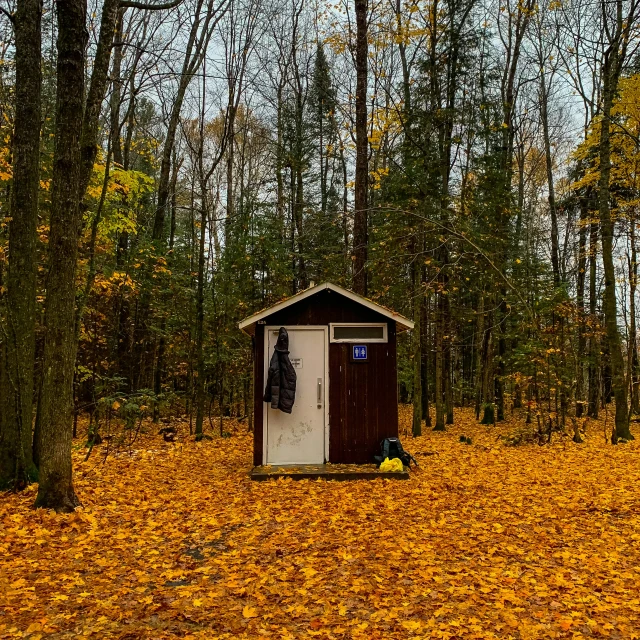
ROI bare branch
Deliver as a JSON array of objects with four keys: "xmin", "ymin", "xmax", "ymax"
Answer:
[
  {"xmin": 120, "ymin": 0, "xmax": 184, "ymax": 10},
  {"xmin": 0, "ymin": 5, "xmax": 15, "ymax": 23}
]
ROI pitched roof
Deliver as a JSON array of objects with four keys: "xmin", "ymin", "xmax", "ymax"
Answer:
[{"xmin": 238, "ymin": 282, "xmax": 414, "ymax": 334}]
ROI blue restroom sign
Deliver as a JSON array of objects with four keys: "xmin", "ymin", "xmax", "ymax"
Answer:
[{"xmin": 352, "ymin": 345, "xmax": 368, "ymax": 362}]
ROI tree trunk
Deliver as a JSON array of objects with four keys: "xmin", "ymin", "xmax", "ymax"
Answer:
[
  {"xmin": 152, "ymin": 157, "xmax": 181, "ymax": 423},
  {"xmin": 225, "ymin": 115, "xmax": 235, "ymax": 246},
  {"xmin": 195, "ymin": 198, "xmax": 207, "ymax": 440},
  {"xmin": 412, "ymin": 243, "xmax": 422, "ymax": 436},
  {"xmin": 492, "ymin": 0, "xmax": 533, "ymax": 423},
  {"xmin": 588, "ymin": 218, "xmax": 599, "ymax": 418},
  {"xmin": 540, "ymin": 69, "xmax": 560, "ymax": 287},
  {"xmin": 34, "ymin": 0, "xmax": 87, "ymax": 512},
  {"xmin": 480, "ymin": 307, "xmax": 494, "ymax": 425},
  {"xmin": 474, "ymin": 294, "xmax": 485, "ymax": 420},
  {"xmin": 599, "ymin": 50, "xmax": 632, "ymax": 442},
  {"xmin": 576, "ymin": 187, "xmax": 589, "ymax": 417},
  {"xmin": 152, "ymin": 0, "xmax": 212, "ymax": 243},
  {"xmin": 0, "ymin": 0, "xmax": 42, "ymax": 489},
  {"xmin": 169, "ymin": 153, "xmax": 182, "ymax": 250},
  {"xmin": 110, "ymin": 9, "xmax": 125, "ymax": 168},
  {"xmin": 628, "ymin": 214, "xmax": 639, "ymax": 414},
  {"xmin": 79, "ymin": 0, "xmax": 121, "ymax": 198},
  {"xmin": 276, "ymin": 83, "xmax": 285, "ymax": 241},
  {"xmin": 339, "ymin": 138, "xmax": 349, "ymax": 272},
  {"xmin": 434, "ymin": 293, "xmax": 445, "ymax": 430},
  {"xmin": 352, "ymin": 0, "xmax": 368, "ymax": 295},
  {"xmin": 443, "ymin": 293, "xmax": 453, "ymax": 424},
  {"xmin": 292, "ymin": 63, "xmax": 307, "ymax": 288},
  {"xmin": 294, "ymin": 162, "xmax": 307, "ymax": 288},
  {"xmin": 421, "ymin": 290, "xmax": 431, "ymax": 426}
]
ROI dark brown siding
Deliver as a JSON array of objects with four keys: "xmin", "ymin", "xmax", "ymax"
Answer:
[
  {"xmin": 253, "ymin": 289, "xmax": 399, "ymax": 465},
  {"xmin": 328, "ymin": 323, "xmax": 398, "ymax": 463},
  {"xmin": 253, "ymin": 325, "xmax": 264, "ymax": 466},
  {"xmin": 264, "ymin": 289, "xmax": 392, "ymax": 326}
]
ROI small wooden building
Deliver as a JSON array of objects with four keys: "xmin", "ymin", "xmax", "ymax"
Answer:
[{"xmin": 239, "ymin": 283, "xmax": 413, "ymax": 466}]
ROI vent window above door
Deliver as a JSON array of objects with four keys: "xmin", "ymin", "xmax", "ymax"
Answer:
[{"xmin": 330, "ymin": 323, "xmax": 387, "ymax": 343}]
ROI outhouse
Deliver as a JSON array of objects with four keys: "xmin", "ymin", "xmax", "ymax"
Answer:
[{"xmin": 238, "ymin": 283, "xmax": 414, "ymax": 466}]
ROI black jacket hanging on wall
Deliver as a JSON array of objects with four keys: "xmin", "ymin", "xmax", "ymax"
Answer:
[{"xmin": 263, "ymin": 327, "xmax": 297, "ymax": 413}]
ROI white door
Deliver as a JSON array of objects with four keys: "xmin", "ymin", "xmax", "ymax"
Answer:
[{"xmin": 265, "ymin": 327, "xmax": 327, "ymax": 465}]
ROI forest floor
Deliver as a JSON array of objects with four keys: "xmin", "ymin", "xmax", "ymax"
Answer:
[{"xmin": 2, "ymin": 407, "xmax": 640, "ymax": 639}]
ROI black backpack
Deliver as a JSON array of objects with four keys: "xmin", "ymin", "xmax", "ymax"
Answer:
[{"xmin": 374, "ymin": 437, "xmax": 418, "ymax": 468}]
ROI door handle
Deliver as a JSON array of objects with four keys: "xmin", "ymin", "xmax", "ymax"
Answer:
[{"xmin": 317, "ymin": 378, "xmax": 322, "ymax": 408}]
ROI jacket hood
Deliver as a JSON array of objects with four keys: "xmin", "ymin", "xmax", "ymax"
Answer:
[{"xmin": 274, "ymin": 327, "xmax": 289, "ymax": 352}]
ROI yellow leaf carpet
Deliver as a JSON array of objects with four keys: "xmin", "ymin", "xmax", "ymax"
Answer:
[{"xmin": 1, "ymin": 408, "xmax": 640, "ymax": 639}]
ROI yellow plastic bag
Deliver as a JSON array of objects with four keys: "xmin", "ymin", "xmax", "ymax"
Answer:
[{"xmin": 379, "ymin": 457, "xmax": 404, "ymax": 472}]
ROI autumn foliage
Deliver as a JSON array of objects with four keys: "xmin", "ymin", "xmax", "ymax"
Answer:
[{"xmin": 2, "ymin": 407, "xmax": 639, "ymax": 639}]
